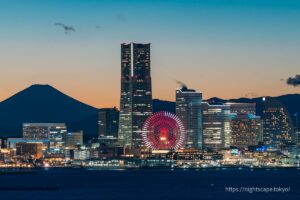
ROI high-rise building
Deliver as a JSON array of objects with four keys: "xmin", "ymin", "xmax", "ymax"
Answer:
[
  {"xmin": 201, "ymin": 102, "xmax": 231, "ymax": 151},
  {"xmin": 262, "ymin": 98, "xmax": 296, "ymax": 149},
  {"xmin": 98, "ymin": 107, "xmax": 119, "ymax": 139},
  {"xmin": 263, "ymin": 107, "xmax": 295, "ymax": 148},
  {"xmin": 176, "ymin": 86, "xmax": 202, "ymax": 149},
  {"xmin": 231, "ymin": 114, "xmax": 262, "ymax": 148},
  {"xmin": 23, "ymin": 123, "xmax": 67, "ymax": 148},
  {"xmin": 65, "ymin": 131, "xmax": 83, "ymax": 148},
  {"xmin": 118, "ymin": 43, "xmax": 153, "ymax": 147},
  {"xmin": 227, "ymin": 102, "xmax": 262, "ymax": 148}
]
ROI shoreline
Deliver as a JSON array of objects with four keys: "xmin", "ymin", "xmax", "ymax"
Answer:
[{"xmin": 1, "ymin": 165, "xmax": 300, "ymax": 171}]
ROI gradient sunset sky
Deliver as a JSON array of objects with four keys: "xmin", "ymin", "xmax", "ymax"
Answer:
[{"xmin": 0, "ymin": 0, "xmax": 300, "ymax": 108}]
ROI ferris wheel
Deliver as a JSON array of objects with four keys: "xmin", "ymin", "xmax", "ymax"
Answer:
[{"xmin": 142, "ymin": 111, "xmax": 185, "ymax": 150}]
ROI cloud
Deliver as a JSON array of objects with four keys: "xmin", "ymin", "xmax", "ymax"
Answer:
[
  {"xmin": 286, "ymin": 75, "xmax": 300, "ymax": 87},
  {"xmin": 175, "ymin": 80, "xmax": 187, "ymax": 89},
  {"xmin": 244, "ymin": 92, "xmax": 258, "ymax": 98},
  {"xmin": 117, "ymin": 14, "xmax": 126, "ymax": 22},
  {"xmin": 55, "ymin": 23, "xmax": 75, "ymax": 34}
]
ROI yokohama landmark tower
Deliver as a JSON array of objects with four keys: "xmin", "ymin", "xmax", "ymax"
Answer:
[{"xmin": 118, "ymin": 43, "xmax": 153, "ymax": 147}]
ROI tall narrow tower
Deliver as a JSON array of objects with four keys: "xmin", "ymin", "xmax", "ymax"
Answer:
[{"xmin": 119, "ymin": 43, "xmax": 153, "ymax": 147}]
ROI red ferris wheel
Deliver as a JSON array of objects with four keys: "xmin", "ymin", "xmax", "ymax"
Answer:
[{"xmin": 142, "ymin": 111, "xmax": 186, "ymax": 150}]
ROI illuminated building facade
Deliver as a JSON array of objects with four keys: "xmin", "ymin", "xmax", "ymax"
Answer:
[
  {"xmin": 201, "ymin": 102, "xmax": 231, "ymax": 151},
  {"xmin": 225, "ymin": 102, "xmax": 256, "ymax": 115},
  {"xmin": 73, "ymin": 149, "xmax": 90, "ymax": 160},
  {"xmin": 118, "ymin": 43, "xmax": 153, "ymax": 147},
  {"xmin": 263, "ymin": 107, "xmax": 295, "ymax": 148},
  {"xmin": 176, "ymin": 86, "xmax": 202, "ymax": 149},
  {"xmin": 16, "ymin": 142, "xmax": 43, "ymax": 159},
  {"xmin": 7, "ymin": 138, "xmax": 49, "ymax": 150},
  {"xmin": 23, "ymin": 123, "xmax": 67, "ymax": 148},
  {"xmin": 227, "ymin": 102, "xmax": 262, "ymax": 148},
  {"xmin": 65, "ymin": 131, "xmax": 83, "ymax": 148},
  {"xmin": 98, "ymin": 107, "xmax": 119, "ymax": 139},
  {"xmin": 231, "ymin": 114, "xmax": 262, "ymax": 148}
]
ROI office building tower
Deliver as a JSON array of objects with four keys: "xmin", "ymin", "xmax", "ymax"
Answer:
[
  {"xmin": 65, "ymin": 131, "xmax": 83, "ymax": 148},
  {"xmin": 262, "ymin": 98, "xmax": 296, "ymax": 149},
  {"xmin": 176, "ymin": 86, "xmax": 202, "ymax": 149},
  {"xmin": 98, "ymin": 107, "xmax": 119, "ymax": 139},
  {"xmin": 23, "ymin": 123, "xmax": 67, "ymax": 148},
  {"xmin": 119, "ymin": 43, "xmax": 153, "ymax": 147},
  {"xmin": 226, "ymin": 102, "xmax": 262, "ymax": 148},
  {"xmin": 201, "ymin": 102, "xmax": 231, "ymax": 151},
  {"xmin": 263, "ymin": 107, "xmax": 295, "ymax": 148},
  {"xmin": 231, "ymin": 114, "xmax": 262, "ymax": 148}
]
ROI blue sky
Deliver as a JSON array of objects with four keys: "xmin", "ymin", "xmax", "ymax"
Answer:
[{"xmin": 0, "ymin": 0, "xmax": 300, "ymax": 107}]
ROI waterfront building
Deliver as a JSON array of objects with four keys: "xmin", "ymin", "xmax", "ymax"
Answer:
[
  {"xmin": 23, "ymin": 123, "xmax": 67, "ymax": 149},
  {"xmin": 7, "ymin": 138, "xmax": 49, "ymax": 150},
  {"xmin": 262, "ymin": 98, "xmax": 296, "ymax": 149},
  {"xmin": 118, "ymin": 43, "xmax": 153, "ymax": 147},
  {"xmin": 176, "ymin": 86, "xmax": 202, "ymax": 149},
  {"xmin": 201, "ymin": 102, "xmax": 231, "ymax": 151},
  {"xmin": 263, "ymin": 107, "xmax": 295, "ymax": 148},
  {"xmin": 65, "ymin": 131, "xmax": 83, "ymax": 148},
  {"xmin": 226, "ymin": 102, "xmax": 262, "ymax": 148},
  {"xmin": 231, "ymin": 113, "xmax": 262, "ymax": 148},
  {"xmin": 73, "ymin": 149, "xmax": 90, "ymax": 160},
  {"xmin": 16, "ymin": 142, "xmax": 43, "ymax": 159},
  {"xmin": 98, "ymin": 107, "xmax": 119, "ymax": 143}
]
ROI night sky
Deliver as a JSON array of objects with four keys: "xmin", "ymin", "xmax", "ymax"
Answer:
[{"xmin": 0, "ymin": 0, "xmax": 299, "ymax": 108}]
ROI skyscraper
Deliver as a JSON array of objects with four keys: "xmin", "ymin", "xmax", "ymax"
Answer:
[
  {"xmin": 262, "ymin": 98, "xmax": 296, "ymax": 149},
  {"xmin": 176, "ymin": 86, "xmax": 202, "ymax": 149},
  {"xmin": 119, "ymin": 43, "xmax": 153, "ymax": 147},
  {"xmin": 201, "ymin": 102, "xmax": 231, "ymax": 151},
  {"xmin": 98, "ymin": 107, "xmax": 119, "ymax": 139},
  {"xmin": 231, "ymin": 113, "xmax": 262, "ymax": 148},
  {"xmin": 227, "ymin": 102, "xmax": 262, "ymax": 148},
  {"xmin": 65, "ymin": 131, "xmax": 83, "ymax": 148},
  {"xmin": 263, "ymin": 107, "xmax": 295, "ymax": 148}
]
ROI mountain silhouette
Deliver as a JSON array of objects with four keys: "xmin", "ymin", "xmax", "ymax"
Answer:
[{"xmin": 0, "ymin": 84, "xmax": 98, "ymax": 138}]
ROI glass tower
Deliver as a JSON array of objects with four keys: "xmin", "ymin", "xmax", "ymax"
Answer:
[
  {"xmin": 119, "ymin": 43, "xmax": 153, "ymax": 147},
  {"xmin": 98, "ymin": 107, "xmax": 119, "ymax": 139},
  {"xmin": 262, "ymin": 98, "xmax": 296, "ymax": 149},
  {"xmin": 227, "ymin": 102, "xmax": 262, "ymax": 148},
  {"xmin": 176, "ymin": 86, "xmax": 203, "ymax": 149},
  {"xmin": 201, "ymin": 102, "xmax": 232, "ymax": 151}
]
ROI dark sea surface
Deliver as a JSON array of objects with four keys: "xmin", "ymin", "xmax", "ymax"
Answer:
[{"xmin": 0, "ymin": 167, "xmax": 299, "ymax": 200}]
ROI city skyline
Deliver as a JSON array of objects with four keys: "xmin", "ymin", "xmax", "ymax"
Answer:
[
  {"xmin": 1, "ymin": 1, "xmax": 300, "ymax": 199},
  {"xmin": 1, "ymin": 0, "xmax": 300, "ymax": 108}
]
